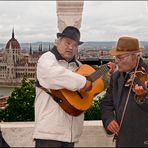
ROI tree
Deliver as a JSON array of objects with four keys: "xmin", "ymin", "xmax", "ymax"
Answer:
[
  {"xmin": 84, "ymin": 94, "xmax": 104, "ymax": 120},
  {"xmin": 1, "ymin": 77, "xmax": 35, "ymax": 121}
]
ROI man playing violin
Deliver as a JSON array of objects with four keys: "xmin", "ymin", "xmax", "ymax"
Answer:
[{"xmin": 100, "ymin": 36, "xmax": 148, "ymax": 147}]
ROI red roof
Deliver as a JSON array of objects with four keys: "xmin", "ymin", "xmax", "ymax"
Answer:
[
  {"xmin": 5, "ymin": 38, "xmax": 20, "ymax": 49},
  {"xmin": 5, "ymin": 29, "xmax": 21, "ymax": 49}
]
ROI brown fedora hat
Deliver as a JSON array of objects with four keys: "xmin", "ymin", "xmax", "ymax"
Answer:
[{"xmin": 110, "ymin": 36, "xmax": 144, "ymax": 56}]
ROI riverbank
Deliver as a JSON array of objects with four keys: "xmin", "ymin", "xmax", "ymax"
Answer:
[{"xmin": 0, "ymin": 87, "xmax": 15, "ymax": 96}]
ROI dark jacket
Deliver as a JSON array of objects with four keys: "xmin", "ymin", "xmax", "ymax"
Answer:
[{"xmin": 100, "ymin": 59, "xmax": 148, "ymax": 147}]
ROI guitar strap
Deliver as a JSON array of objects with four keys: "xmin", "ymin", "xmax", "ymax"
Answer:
[
  {"xmin": 36, "ymin": 46, "xmax": 80, "ymax": 104},
  {"xmin": 36, "ymin": 80, "xmax": 63, "ymax": 104}
]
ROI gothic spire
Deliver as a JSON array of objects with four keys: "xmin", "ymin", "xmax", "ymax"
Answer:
[
  {"xmin": 12, "ymin": 28, "xmax": 14, "ymax": 38},
  {"xmin": 38, "ymin": 43, "xmax": 42, "ymax": 52},
  {"xmin": 29, "ymin": 43, "xmax": 32, "ymax": 55},
  {"xmin": 49, "ymin": 44, "xmax": 51, "ymax": 51}
]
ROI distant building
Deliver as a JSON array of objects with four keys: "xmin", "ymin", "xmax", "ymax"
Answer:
[
  {"xmin": 0, "ymin": 29, "xmax": 46, "ymax": 86},
  {"xmin": 143, "ymin": 46, "xmax": 148, "ymax": 58}
]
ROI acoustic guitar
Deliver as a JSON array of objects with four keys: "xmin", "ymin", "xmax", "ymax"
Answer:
[{"xmin": 50, "ymin": 64, "xmax": 109, "ymax": 116}]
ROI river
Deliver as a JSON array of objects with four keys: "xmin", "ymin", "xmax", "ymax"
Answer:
[{"xmin": 0, "ymin": 86, "xmax": 15, "ymax": 97}]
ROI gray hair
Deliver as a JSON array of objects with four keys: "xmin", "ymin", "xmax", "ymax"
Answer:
[{"xmin": 54, "ymin": 37, "xmax": 63, "ymax": 46}]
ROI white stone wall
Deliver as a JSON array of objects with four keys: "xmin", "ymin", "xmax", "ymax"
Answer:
[
  {"xmin": 0, "ymin": 121, "xmax": 115, "ymax": 147},
  {"xmin": 56, "ymin": 1, "xmax": 84, "ymax": 32}
]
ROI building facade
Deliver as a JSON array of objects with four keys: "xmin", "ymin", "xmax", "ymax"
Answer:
[{"xmin": 0, "ymin": 29, "xmax": 45, "ymax": 86}]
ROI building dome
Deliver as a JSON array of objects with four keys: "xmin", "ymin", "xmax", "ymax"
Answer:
[{"xmin": 5, "ymin": 29, "xmax": 20, "ymax": 49}]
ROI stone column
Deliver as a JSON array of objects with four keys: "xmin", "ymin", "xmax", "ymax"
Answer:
[{"xmin": 56, "ymin": 0, "xmax": 84, "ymax": 32}]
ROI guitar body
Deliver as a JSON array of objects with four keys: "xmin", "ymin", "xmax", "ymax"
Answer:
[{"xmin": 51, "ymin": 64, "xmax": 105, "ymax": 116}]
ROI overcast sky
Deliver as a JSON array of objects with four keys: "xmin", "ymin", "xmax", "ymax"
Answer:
[{"xmin": 0, "ymin": 1, "xmax": 148, "ymax": 43}]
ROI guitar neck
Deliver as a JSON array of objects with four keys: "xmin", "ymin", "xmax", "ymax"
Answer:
[{"xmin": 86, "ymin": 64, "xmax": 109, "ymax": 82}]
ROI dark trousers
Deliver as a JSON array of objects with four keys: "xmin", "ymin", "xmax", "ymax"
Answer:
[
  {"xmin": 0, "ymin": 130, "xmax": 10, "ymax": 148},
  {"xmin": 35, "ymin": 139, "xmax": 75, "ymax": 148}
]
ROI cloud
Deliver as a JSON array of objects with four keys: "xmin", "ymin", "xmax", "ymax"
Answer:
[
  {"xmin": 0, "ymin": 1, "xmax": 148, "ymax": 43},
  {"xmin": 81, "ymin": 1, "xmax": 148, "ymax": 41},
  {"xmin": 0, "ymin": 1, "xmax": 57, "ymax": 43}
]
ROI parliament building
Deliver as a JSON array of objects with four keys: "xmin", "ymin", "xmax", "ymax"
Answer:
[{"xmin": 0, "ymin": 29, "xmax": 46, "ymax": 86}]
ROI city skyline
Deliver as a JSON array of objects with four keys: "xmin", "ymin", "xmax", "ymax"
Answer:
[{"xmin": 0, "ymin": 1, "xmax": 148, "ymax": 43}]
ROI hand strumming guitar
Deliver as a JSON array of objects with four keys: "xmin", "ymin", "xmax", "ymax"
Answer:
[{"xmin": 82, "ymin": 80, "xmax": 92, "ymax": 91}]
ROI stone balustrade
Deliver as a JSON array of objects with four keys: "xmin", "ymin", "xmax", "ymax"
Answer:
[{"xmin": 0, "ymin": 121, "xmax": 115, "ymax": 147}]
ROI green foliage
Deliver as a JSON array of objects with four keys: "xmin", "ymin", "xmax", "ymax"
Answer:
[
  {"xmin": 0, "ymin": 109, "xmax": 4, "ymax": 121},
  {"xmin": 84, "ymin": 94, "xmax": 105, "ymax": 120},
  {"xmin": 1, "ymin": 77, "xmax": 35, "ymax": 121}
]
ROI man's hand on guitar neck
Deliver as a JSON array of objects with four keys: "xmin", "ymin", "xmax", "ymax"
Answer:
[
  {"xmin": 82, "ymin": 80, "xmax": 92, "ymax": 91},
  {"xmin": 107, "ymin": 61, "xmax": 117, "ymax": 76}
]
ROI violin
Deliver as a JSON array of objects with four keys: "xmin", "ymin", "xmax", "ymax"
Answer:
[{"xmin": 125, "ymin": 66, "xmax": 148, "ymax": 97}]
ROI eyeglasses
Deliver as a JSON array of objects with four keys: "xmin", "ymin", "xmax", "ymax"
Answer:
[{"xmin": 115, "ymin": 54, "xmax": 130, "ymax": 62}]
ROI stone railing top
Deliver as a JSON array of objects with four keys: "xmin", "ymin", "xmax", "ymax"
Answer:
[
  {"xmin": 0, "ymin": 121, "xmax": 34, "ymax": 128},
  {"xmin": 84, "ymin": 120, "xmax": 102, "ymax": 126},
  {"xmin": 0, "ymin": 120, "xmax": 102, "ymax": 128}
]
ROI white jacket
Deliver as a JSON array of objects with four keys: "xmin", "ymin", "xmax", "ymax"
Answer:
[{"xmin": 33, "ymin": 51, "xmax": 86, "ymax": 142}]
